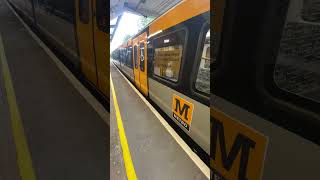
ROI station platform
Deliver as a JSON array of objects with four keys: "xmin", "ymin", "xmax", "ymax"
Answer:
[
  {"xmin": 110, "ymin": 64, "xmax": 209, "ymax": 180},
  {"xmin": 0, "ymin": 1, "xmax": 108, "ymax": 180}
]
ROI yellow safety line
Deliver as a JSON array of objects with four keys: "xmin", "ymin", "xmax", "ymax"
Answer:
[
  {"xmin": 0, "ymin": 35, "xmax": 36, "ymax": 180},
  {"xmin": 110, "ymin": 74, "xmax": 138, "ymax": 180}
]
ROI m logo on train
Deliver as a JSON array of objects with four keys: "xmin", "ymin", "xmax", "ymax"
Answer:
[{"xmin": 172, "ymin": 95, "xmax": 194, "ymax": 131}]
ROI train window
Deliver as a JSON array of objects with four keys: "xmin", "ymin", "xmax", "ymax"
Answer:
[
  {"xmin": 119, "ymin": 49, "xmax": 122, "ymax": 62},
  {"xmin": 121, "ymin": 49, "xmax": 124, "ymax": 64},
  {"xmin": 116, "ymin": 49, "xmax": 120, "ymax": 60},
  {"xmin": 96, "ymin": 0, "xmax": 107, "ymax": 32},
  {"xmin": 38, "ymin": 0, "xmax": 74, "ymax": 23},
  {"xmin": 127, "ymin": 47, "xmax": 133, "ymax": 68},
  {"xmin": 302, "ymin": 0, "xmax": 320, "ymax": 23},
  {"xmin": 153, "ymin": 30, "xmax": 186, "ymax": 82},
  {"xmin": 119, "ymin": 49, "xmax": 122, "ymax": 64},
  {"xmin": 122, "ymin": 48, "xmax": 126, "ymax": 65},
  {"xmin": 115, "ymin": 49, "xmax": 119, "ymax": 60},
  {"xmin": 134, "ymin": 45, "xmax": 138, "ymax": 69},
  {"xmin": 274, "ymin": 0, "xmax": 320, "ymax": 103},
  {"xmin": 140, "ymin": 43, "xmax": 145, "ymax": 71},
  {"xmin": 79, "ymin": 0, "xmax": 89, "ymax": 24},
  {"xmin": 195, "ymin": 29, "xmax": 210, "ymax": 95}
]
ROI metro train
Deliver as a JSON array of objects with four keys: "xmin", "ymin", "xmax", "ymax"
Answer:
[
  {"xmin": 8, "ymin": 0, "xmax": 109, "ymax": 101},
  {"xmin": 112, "ymin": 0, "xmax": 211, "ymax": 167},
  {"xmin": 114, "ymin": 0, "xmax": 320, "ymax": 179},
  {"xmin": 211, "ymin": 0, "xmax": 320, "ymax": 179}
]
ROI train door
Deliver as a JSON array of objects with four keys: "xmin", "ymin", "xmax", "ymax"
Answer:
[
  {"xmin": 138, "ymin": 32, "xmax": 148, "ymax": 96},
  {"xmin": 93, "ymin": 0, "xmax": 109, "ymax": 97},
  {"xmin": 75, "ymin": 0, "xmax": 98, "ymax": 85},
  {"xmin": 133, "ymin": 38, "xmax": 140, "ymax": 88}
]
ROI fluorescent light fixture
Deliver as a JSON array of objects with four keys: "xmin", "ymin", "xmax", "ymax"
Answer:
[{"xmin": 164, "ymin": 39, "xmax": 170, "ymax": 43}]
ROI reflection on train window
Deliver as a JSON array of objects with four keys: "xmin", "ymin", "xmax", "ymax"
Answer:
[
  {"xmin": 134, "ymin": 45, "xmax": 138, "ymax": 69},
  {"xmin": 153, "ymin": 30, "xmax": 186, "ymax": 82},
  {"xmin": 274, "ymin": 0, "xmax": 320, "ymax": 103},
  {"xmin": 195, "ymin": 29, "xmax": 210, "ymax": 95},
  {"xmin": 96, "ymin": 0, "xmax": 107, "ymax": 32},
  {"xmin": 38, "ymin": 0, "xmax": 75, "ymax": 23},
  {"xmin": 140, "ymin": 43, "xmax": 145, "ymax": 71},
  {"xmin": 127, "ymin": 47, "xmax": 133, "ymax": 68},
  {"xmin": 302, "ymin": 0, "xmax": 320, "ymax": 23},
  {"xmin": 79, "ymin": 0, "xmax": 89, "ymax": 23}
]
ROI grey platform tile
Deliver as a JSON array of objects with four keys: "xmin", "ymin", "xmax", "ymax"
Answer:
[{"xmin": 0, "ymin": 1, "xmax": 109, "ymax": 179}]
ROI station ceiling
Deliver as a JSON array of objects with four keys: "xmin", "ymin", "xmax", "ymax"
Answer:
[
  {"xmin": 110, "ymin": 0, "xmax": 182, "ymax": 41},
  {"xmin": 110, "ymin": 0, "xmax": 182, "ymax": 20}
]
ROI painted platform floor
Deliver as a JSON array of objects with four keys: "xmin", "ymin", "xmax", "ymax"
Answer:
[
  {"xmin": 0, "ymin": 1, "xmax": 109, "ymax": 179},
  {"xmin": 110, "ymin": 64, "xmax": 207, "ymax": 180}
]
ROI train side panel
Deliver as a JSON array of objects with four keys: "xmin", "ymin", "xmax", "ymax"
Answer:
[
  {"xmin": 149, "ymin": 79, "xmax": 210, "ymax": 153},
  {"xmin": 122, "ymin": 65, "xmax": 134, "ymax": 82}
]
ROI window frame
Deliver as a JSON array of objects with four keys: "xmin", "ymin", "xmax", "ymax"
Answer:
[
  {"xmin": 190, "ymin": 22, "xmax": 210, "ymax": 99},
  {"xmin": 151, "ymin": 27, "xmax": 189, "ymax": 86}
]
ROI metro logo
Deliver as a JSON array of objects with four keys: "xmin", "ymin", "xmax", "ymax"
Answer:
[
  {"xmin": 172, "ymin": 94, "xmax": 194, "ymax": 131},
  {"xmin": 211, "ymin": 108, "xmax": 268, "ymax": 180}
]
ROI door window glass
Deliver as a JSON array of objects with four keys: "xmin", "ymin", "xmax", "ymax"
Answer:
[
  {"xmin": 153, "ymin": 30, "xmax": 186, "ymax": 82},
  {"xmin": 79, "ymin": 0, "xmax": 89, "ymax": 24},
  {"xmin": 274, "ymin": 0, "xmax": 320, "ymax": 103},
  {"xmin": 134, "ymin": 45, "xmax": 138, "ymax": 69},
  {"xmin": 127, "ymin": 47, "xmax": 133, "ymax": 68},
  {"xmin": 96, "ymin": 0, "xmax": 107, "ymax": 32},
  {"xmin": 195, "ymin": 29, "xmax": 210, "ymax": 95},
  {"xmin": 140, "ymin": 43, "xmax": 145, "ymax": 71}
]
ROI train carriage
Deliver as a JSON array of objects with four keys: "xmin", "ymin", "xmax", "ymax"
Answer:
[{"xmin": 8, "ymin": 0, "xmax": 109, "ymax": 100}]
